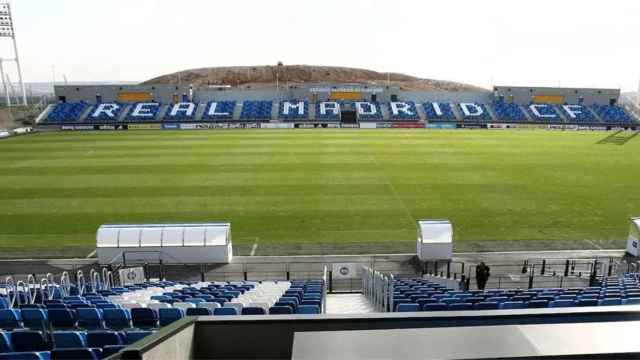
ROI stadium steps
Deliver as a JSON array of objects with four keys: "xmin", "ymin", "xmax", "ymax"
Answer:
[
  {"xmin": 450, "ymin": 102, "xmax": 464, "ymax": 122},
  {"xmin": 380, "ymin": 103, "xmax": 390, "ymax": 121},
  {"xmin": 485, "ymin": 104, "xmax": 498, "ymax": 122},
  {"xmin": 232, "ymin": 103, "xmax": 242, "ymax": 121},
  {"xmin": 553, "ymin": 105, "xmax": 570, "ymax": 123},
  {"xmin": 416, "ymin": 103, "xmax": 427, "ymax": 121},
  {"xmin": 519, "ymin": 104, "xmax": 533, "ymax": 121},
  {"xmin": 588, "ymin": 107, "xmax": 604, "ymax": 123},
  {"xmin": 309, "ymin": 102, "xmax": 316, "ymax": 121},
  {"xmin": 195, "ymin": 103, "xmax": 207, "ymax": 121},
  {"xmin": 271, "ymin": 102, "xmax": 279, "ymax": 121},
  {"xmin": 325, "ymin": 294, "xmax": 376, "ymax": 314},
  {"xmin": 78, "ymin": 106, "xmax": 94, "ymax": 123},
  {"xmin": 157, "ymin": 105, "xmax": 170, "ymax": 121},
  {"xmin": 118, "ymin": 104, "xmax": 131, "ymax": 122},
  {"xmin": 35, "ymin": 104, "xmax": 55, "ymax": 124}
]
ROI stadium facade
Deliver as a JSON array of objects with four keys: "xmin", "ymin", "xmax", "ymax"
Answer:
[{"xmin": 38, "ymin": 84, "xmax": 638, "ymax": 130}]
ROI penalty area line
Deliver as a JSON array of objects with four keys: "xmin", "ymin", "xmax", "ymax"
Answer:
[
  {"xmin": 250, "ymin": 243, "xmax": 258, "ymax": 256},
  {"xmin": 86, "ymin": 250, "xmax": 96, "ymax": 258}
]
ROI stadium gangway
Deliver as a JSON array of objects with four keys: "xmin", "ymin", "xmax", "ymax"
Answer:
[{"xmin": 361, "ymin": 266, "xmax": 391, "ymax": 312}]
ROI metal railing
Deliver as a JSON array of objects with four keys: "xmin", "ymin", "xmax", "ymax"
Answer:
[{"xmin": 362, "ymin": 266, "xmax": 391, "ymax": 312}]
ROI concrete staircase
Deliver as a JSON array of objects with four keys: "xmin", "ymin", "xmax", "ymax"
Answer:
[
  {"xmin": 416, "ymin": 103, "xmax": 427, "ymax": 122},
  {"xmin": 484, "ymin": 104, "xmax": 498, "ymax": 122},
  {"xmin": 519, "ymin": 104, "xmax": 533, "ymax": 121},
  {"xmin": 34, "ymin": 104, "xmax": 54, "ymax": 124},
  {"xmin": 271, "ymin": 102, "xmax": 279, "ymax": 121},
  {"xmin": 450, "ymin": 102, "xmax": 464, "ymax": 122},
  {"xmin": 195, "ymin": 103, "xmax": 207, "ymax": 121},
  {"xmin": 379, "ymin": 103, "xmax": 390, "ymax": 121},
  {"xmin": 308, "ymin": 102, "xmax": 316, "ymax": 121},
  {"xmin": 232, "ymin": 103, "xmax": 243, "ymax": 121},
  {"xmin": 325, "ymin": 294, "xmax": 377, "ymax": 315}
]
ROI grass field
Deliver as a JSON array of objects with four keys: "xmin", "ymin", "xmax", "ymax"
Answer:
[{"xmin": 0, "ymin": 129, "xmax": 639, "ymax": 258}]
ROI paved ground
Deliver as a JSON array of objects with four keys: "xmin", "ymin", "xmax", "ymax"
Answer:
[{"xmin": 326, "ymin": 294, "xmax": 376, "ymax": 314}]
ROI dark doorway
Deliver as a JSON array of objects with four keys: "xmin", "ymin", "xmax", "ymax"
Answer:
[{"xmin": 341, "ymin": 110, "xmax": 357, "ymax": 124}]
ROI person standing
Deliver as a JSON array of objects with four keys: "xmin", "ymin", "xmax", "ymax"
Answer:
[{"xmin": 476, "ymin": 262, "xmax": 491, "ymax": 290}]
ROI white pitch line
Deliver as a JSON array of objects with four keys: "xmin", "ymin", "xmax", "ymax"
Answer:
[
  {"xmin": 250, "ymin": 243, "xmax": 258, "ymax": 256},
  {"xmin": 86, "ymin": 250, "xmax": 96, "ymax": 258},
  {"xmin": 584, "ymin": 239, "xmax": 603, "ymax": 250}
]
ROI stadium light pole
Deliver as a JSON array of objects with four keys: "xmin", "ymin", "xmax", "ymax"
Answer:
[
  {"xmin": 0, "ymin": 2, "xmax": 27, "ymax": 106},
  {"xmin": 0, "ymin": 58, "xmax": 10, "ymax": 106}
]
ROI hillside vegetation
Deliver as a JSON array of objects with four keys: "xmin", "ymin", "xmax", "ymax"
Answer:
[{"xmin": 144, "ymin": 65, "xmax": 486, "ymax": 92}]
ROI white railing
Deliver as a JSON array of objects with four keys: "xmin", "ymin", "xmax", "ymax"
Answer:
[{"xmin": 361, "ymin": 266, "xmax": 392, "ymax": 312}]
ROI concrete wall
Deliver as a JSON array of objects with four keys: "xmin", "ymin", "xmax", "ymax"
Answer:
[
  {"xmin": 494, "ymin": 86, "xmax": 620, "ymax": 105},
  {"xmin": 55, "ymin": 84, "xmax": 192, "ymax": 103}
]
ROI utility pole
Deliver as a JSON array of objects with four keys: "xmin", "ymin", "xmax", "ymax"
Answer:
[
  {"xmin": 0, "ymin": 58, "xmax": 9, "ymax": 106},
  {"xmin": 0, "ymin": 3, "xmax": 27, "ymax": 105}
]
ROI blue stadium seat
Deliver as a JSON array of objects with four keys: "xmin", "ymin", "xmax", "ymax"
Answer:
[
  {"xmin": 458, "ymin": 103, "xmax": 492, "ymax": 122},
  {"xmin": 20, "ymin": 309, "xmax": 47, "ymax": 329},
  {"xmin": 158, "ymin": 308, "xmax": 184, "ymax": 326},
  {"xmin": 550, "ymin": 300, "xmax": 576, "ymax": 308},
  {"xmin": 47, "ymin": 309, "xmax": 76, "ymax": 329},
  {"xmin": 0, "ymin": 331, "xmax": 12, "ymax": 352},
  {"xmin": 125, "ymin": 102, "xmax": 162, "ymax": 122},
  {"xmin": 279, "ymin": 100, "xmax": 309, "ymax": 121},
  {"xmin": 213, "ymin": 308, "xmax": 237, "ymax": 316},
  {"xmin": 202, "ymin": 101, "xmax": 236, "ymax": 121},
  {"xmin": 0, "ymin": 352, "xmax": 51, "ymax": 360},
  {"xmin": 103, "ymin": 345, "xmax": 126, "ymax": 357},
  {"xmin": 559, "ymin": 104, "xmax": 596, "ymax": 123},
  {"xmin": 500, "ymin": 302, "xmax": 526, "ymax": 310},
  {"xmin": 423, "ymin": 303, "xmax": 448, "ymax": 311},
  {"xmin": 592, "ymin": 298, "xmax": 622, "ymax": 306},
  {"xmin": 164, "ymin": 102, "xmax": 198, "ymax": 121},
  {"xmin": 593, "ymin": 104, "xmax": 633, "ymax": 124},
  {"xmin": 51, "ymin": 348, "xmax": 101, "ymax": 360},
  {"xmin": 315, "ymin": 102, "xmax": 340, "ymax": 121},
  {"xmin": 87, "ymin": 331, "xmax": 123, "ymax": 350},
  {"xmin": 76, "ymin": 308, "xmax": 103, "ymax": 329},
  {"xmin": 269, "ymin": 306, "xmax": 293, "ymax": 315},
  {"xmin": 525, "ymin": 103, "xmax": 562, "ymax": 122},
  {"xmin": 576, "ymin": 299, "xmax": 599, "ymax": 307},
  {"xmin": 125, "ymin": 330, "xmax": 153, "ymax": 345},
  {"xmin": 131, "ymin": 308, "xmax": 158, "ymax": 328},
  {"xmin": 492, "ymin": 101, "xmax": 526, "ymax": 122},
  {"xmin": 52, "ymin": 331, "xmax": 86, "ymax": 348},
  {"xmin": 355, "ymin": 102, "xmax": 383, "ymax": 121},
  {"xmin": 86, "ymin": 102, "xmax": 125, "ymax": 123},
  {"xmin": 240, "ymin": 101, "xmax": 273, "ymax": 121},
  {"xmin": 0, "ymin": 310, "xmax": 22, "ymax": 330},
  {"xmin": 46, "ymin": 102, "xmax": 88, "ymax": 123},
  {"xmin": 296, "ymin": 305, "xmax": 320, "ymax": 315},
  {"xmin": 389, "ymin": 102, "xmax": 420, "ymax": 121},
  {"xmin": 447, "ymin": 303, "xmax": 473, "ymax": 311},
  {"xmin": 423, "ymin": 102, "xmax": 456, "ymax": 121},
  {"xmin": 10, "ymin": 331, "xmax": 50, "ymax": 352},
  {"xmin": 241, "ymin": 307, "xmax": 266, "ymax": 315},
  {"xmin": 102, "ymin": 308, "xmax": 131, "ymax": 329},
  {"xmin": 396, "ymin": 303, "xmax": 420, "ymax": 312},
  {"xmin": 474, "ymin": 302, "xmax": 499, "ymax": 310},
  {"xmin": 185, "ymin": 308, "xmax": 210, "ymax": 316}
]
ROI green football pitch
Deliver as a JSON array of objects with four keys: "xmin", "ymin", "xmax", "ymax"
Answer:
[{"xmin": 0, "ymin": 129, "xmax": 638, "ymax": 258}]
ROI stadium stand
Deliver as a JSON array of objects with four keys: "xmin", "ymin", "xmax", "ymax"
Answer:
[
  {"xmin": 592, "ymin": 104, "xmax": 634, "ymax": 124},
  {"xmin": 163, "ymin": 102, "xmax": 198, "ymax": 121},
  {"xmin": 558, "ymin": 104, "xmax": 597, "ymax": 123},
  {"xmin": 526, "ymin": 103, "xmax": 563, "ymax": 122},
  {"xmin": 315, "ymin": 101, "xmax": 340, "ymax": 121},
  {"xmin": 458, "ymin": 102, "xmax": 492, "ymax": 122},
  {"xmin": 422, "ymin": 102, "xmax": 457, "ymax": 121},
  {"xmin": 45, "ymin": 102, "xmax": 88, "ymax": 123},
  {"xmin": 391, "ymin": 274, "xmax": 640, "ymax": 312},
  {"xmin": 389, "ymin": 102, "xmax": 420, "ymax": 121},
  {"xmin": 279, "ymin": 101, "xmax": 309, "ymax": 121},
  {"xmin": 125, "ymin": 102, "xmax": 162, "ymax": 122},
  {"xmin": 201, "ymin": 101, "xmax": 236, "ymax": 121},
  {"xmin": 355, "ymin": 102, "xmax": 383, "ymax": 121},
  {"xmin": 240, "ymin": 101, "xmax": 273, "ymax": 121},
  {"xmin": 0, "ymin": 276, "xmax": 326, "ymax": 359},
  {"xmin": 85, "ymin": 102, "xmax": 126, "ymax": 123},
  {"xmin": 492, "ymin": 101, "xmax": 527, "ymax": 122}
]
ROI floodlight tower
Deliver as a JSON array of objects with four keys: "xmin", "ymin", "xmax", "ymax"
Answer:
[{"xmin": 0, "ymin": 2, "xmax": 27, "ymax": 106}]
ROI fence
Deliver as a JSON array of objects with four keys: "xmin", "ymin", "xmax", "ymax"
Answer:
[{"xmin": 361, "ymin": 266, "xmax": 392, "ymax": 312}]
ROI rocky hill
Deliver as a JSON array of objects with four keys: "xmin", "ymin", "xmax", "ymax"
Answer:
[{"xmin": 144, "ymin": 65, "xmax": 486, "ymax": 92}]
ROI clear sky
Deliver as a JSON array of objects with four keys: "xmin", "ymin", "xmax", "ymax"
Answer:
[{"xmin": 4, "ymin": 0, "xmax": 640, "ymax": 90}]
